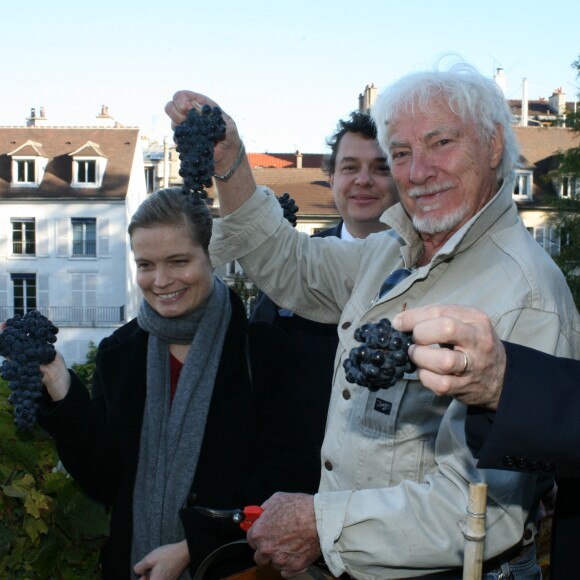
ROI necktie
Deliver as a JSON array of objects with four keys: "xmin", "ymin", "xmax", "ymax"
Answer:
[{"xmin": 378, "ymin": 268, "xmax": 413, "ymax": 299}]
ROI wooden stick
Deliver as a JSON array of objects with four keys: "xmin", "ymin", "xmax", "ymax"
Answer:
[{"xmin": 462, "ymin": 482, "xmax": 488, "ymax": 580}]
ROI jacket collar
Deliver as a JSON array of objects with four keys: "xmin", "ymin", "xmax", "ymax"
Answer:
[{"xmin": 380, "ymin": 173, "xmax": 518, "ymax": 268}]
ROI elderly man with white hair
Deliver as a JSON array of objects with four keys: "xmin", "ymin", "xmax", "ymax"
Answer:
[{"xmin": 166, "ymin": 63, "xmax": 580, "ymax": 579}]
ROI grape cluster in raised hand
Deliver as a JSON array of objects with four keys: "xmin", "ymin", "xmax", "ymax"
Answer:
[
  {"xmin": 343, "ymin": 318, "xmax": 415, "ymax": 391},
  {"xmin": 174, "ymin": 104, "xmax": 227, "ymax": 199},
  {"xmin": 277, "ymin": 193, "xmax": 299, "ymax": 227},
  {"xmin": 0, "ymin": 310, "xmax": 59, "ymax": 430}
]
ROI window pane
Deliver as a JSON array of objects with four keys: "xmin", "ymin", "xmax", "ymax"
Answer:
[
  {"xmin": 72, "ymin": 221, "xmax": 83, "ymax": 255},
  {"xmin": 77, "ymin": 160, "xmax": 97, "ymax": 183},
  {"xmin": 12, "ymin": 277, "xmax": 36, "ymax": 316},
  {"xmin": 25, "ymin": 223, "xmax": 36, "ymax": 254},
  {"xmin": 11, "ymin": 220, "xmax": 36, "ymax": 255},
  {"xmin": 16, "ymin": 160, "xmax": 35, "ymax": 183},
  {"xmin": 71, "ymin": 219, "xmax": 97, "ymax": 256},
  {"xmin": 86, "ymin": 221, "xmax": 96, "ymax": 255}
]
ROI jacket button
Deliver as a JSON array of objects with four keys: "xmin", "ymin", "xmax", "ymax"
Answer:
[
  {"xmin": 543, "ymin": 462, "xmax": 556, "ymax": 472},
  {"xmin": 502, "ymin": 455, "xmax": 515, "ymax": 468},
  {"xmin": 523, "ymin": 528, "xmax": 533, "ymax": 541},
  {"xmin": 516, "ymin": 458, "xmax": 530, "ymax": 470},
  {"xmin": 529, "ymin": 461, "xmax": 540, "ymax": 471},
  {"xmin": 341, "ymin": 321, "xmax": 352, "ymax": 330},
  {"xmin": 324, "ymin": 460, "xmax": 333, "ymax": 471},
  {"xmin": 342, "ymin": 389, "xmax": 351, "ymax": 400}
]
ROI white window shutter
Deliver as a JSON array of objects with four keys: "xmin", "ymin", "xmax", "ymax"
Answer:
[
  {"xmin": 36, "ymin": 219, "xmax": 49, "ymax": 257},
  {"xmin": 0, "ymin": 218, "xmax": 8, "ymax": 258},
  {"xmin": 56, "ymin": 218, "xmax": 69, "ymax": 257},
  {"xmin": 71, "ymin": 273, "xmax": 83, "ymax": 306},
  {"xmin": 86, "ymin": 273, "xmax": 97, "ymax": 307},
  {"xmin": 37, "ymin": 275, "xmax": 49, "ymax": 308},
  {"xmin": 98, "ymin": 218, "xmax": 110, "ymax": 257},
  {"xmin": 0, "ymin": 275, "xmax": 8, "ymax": 318}
]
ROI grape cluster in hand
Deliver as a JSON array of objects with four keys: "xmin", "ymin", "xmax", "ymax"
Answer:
[
  {"xmin": 0, "ymin": 311, "xmax": 58, "ymax": 430},
  {"xmin": 343, "ymin": 318, "xmax": 415, "ymax": 391},
  {"xmin": 277, "ymin": 193, "xmax": 299, "ymax": 227},
  {"xmin": 174, "ymin": 104, "xmax": 227, "ymax": 199}
]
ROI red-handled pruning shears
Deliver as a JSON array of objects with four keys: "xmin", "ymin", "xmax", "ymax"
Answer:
[{"xmin": 193, "ymin": 505, "xmax": 264, "ymax": 531}]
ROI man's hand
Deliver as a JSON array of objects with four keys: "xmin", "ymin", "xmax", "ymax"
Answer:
[
  {"xmin": 247, "ymin": 492, "xmax": 321, "ymax": 578},
  {"xmin": 164, "ymin": 89, "xmax": 256, "ymax": 215},
  {"xmin": 164, "ymin": 90, "xmax": 241, "ymax": 178},
  {"xmin": 133, "ymin": 540, "xmax": 190, "ymax": 580},
  {"xmin": 392, "ymin": 304, "xmax": 505, "ymax": 409}
]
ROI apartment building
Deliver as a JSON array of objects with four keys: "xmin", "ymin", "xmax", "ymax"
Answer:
[{"xmin": 0, "ymin": 108, "xmax": 147, "ymax": 364}]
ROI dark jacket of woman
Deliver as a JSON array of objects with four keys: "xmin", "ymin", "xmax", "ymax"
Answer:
[{"xmin": 38, "ymin": 290, "xmax": 320, "ymax": 578}]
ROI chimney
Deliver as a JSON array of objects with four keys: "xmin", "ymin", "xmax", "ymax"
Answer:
[
  {"xmin": 494, "ymin": 68, "xmax": 506, "ymax": 94},
  {"xmin": 359, "ymin": 83, "xmax": 377, "ymax": 113},
  {"xmin": 295, "ymin": 150, "xmax": 303, "ymax": 169},
  {"xmin": 26, "ymin": 106, "xmax": 48, "ymax": 127},
  {"xmin": 96, "ymin": 104, "xmax": 116, "ymax": 127},
  {"xmin": 521, "ymin": 78, "xmax": 529, "ymax": 127},
  {"xmin": 548, "ymin": 88, "xmax": 566, "ymax": 115}
]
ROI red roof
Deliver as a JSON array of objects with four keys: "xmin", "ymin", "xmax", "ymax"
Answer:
[{"xmin": 248, "ymin": 152, "xmax": 325, "ymax": 169}]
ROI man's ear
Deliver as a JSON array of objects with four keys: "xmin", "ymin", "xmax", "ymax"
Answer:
[{"xmin": 490, "ymin": 124, "xmax": 505, "ymax": 170}]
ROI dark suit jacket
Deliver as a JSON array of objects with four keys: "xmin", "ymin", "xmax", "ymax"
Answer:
[
  {"xmin": 466, "ymin": 341, "xmax": 580, "ymax": 580},
  {"xmin": 250, "ymin": 222, "xmax": 343, "ymax": 452},
  {"xmin": 38, "ymin": 290, "xmax": 320, "ymax": 579}
]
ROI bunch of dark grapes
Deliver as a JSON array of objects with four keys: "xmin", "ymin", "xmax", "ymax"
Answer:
[
  {"xmin": 277, "ymin": 193, "xmax": 299, "ymax": 227},
  {"xmin": 0, "ymin": 310, "xmax": 58, "ymax": 430},
  {"xmin": 174, "ymin": 104, "xmax": 227, "ymax": 199},
  {"xmin": 343, "ymin": 318, "xmax": 415, "ymax": 391}
]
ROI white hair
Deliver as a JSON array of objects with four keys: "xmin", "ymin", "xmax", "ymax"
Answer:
[{"xmin": 372, "ymin": 62, "xmax": 519, "ymax": 183}]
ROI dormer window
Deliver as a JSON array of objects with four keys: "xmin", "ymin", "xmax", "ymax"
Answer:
[
  {"xmin": 513, "ymin": 169, "xmax": 533, "ymax": 200},
  {"xmin": 76, "ymin": 159, "xmax": 97, "ymax": 184},
  {"xmin": 16, "ymin": 160, "xmax": 36, "ymax": 183},
  {"xmin": 559, "ymin": 175, "xmax": 579, "ymax": 199},
  {"xmin": 70, "ymin": 141, "xmax": 107, "ymax": 188},
  {"xmin": 8, "ymin": 140, "xmax": 48, "ymax": 187}
]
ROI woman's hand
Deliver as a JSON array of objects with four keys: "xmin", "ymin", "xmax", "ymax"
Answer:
[
  {"xmin": 39, "ymin": 351, "xmax": 71, "ymax": 402},
  {"xmin": 133, "ymin": 540, "xmax": 191, "ymax": 580}
]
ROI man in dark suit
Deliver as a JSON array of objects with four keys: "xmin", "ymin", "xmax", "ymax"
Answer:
[
  {"xmin": 392, "ymin": 303, "xmax": 580, "ymax": 579},
  {"xmin": 251, "ymin": 111, "xmax": 399, "ymax": 452}
]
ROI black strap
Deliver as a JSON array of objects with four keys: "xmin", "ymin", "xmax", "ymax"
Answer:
[{"xmin": 192, "ymin": 539, "xmax": 253, "ymax": 580}]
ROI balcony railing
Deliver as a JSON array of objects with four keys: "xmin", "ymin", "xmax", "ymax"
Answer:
[{"xmin": 0, "ymin": 306, "xmax": 125, "ymax": 326}]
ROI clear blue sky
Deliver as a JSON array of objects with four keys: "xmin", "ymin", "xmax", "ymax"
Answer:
[{"xmin": 2, "ymin": 0, "xmax": 579, "ymax": 152}]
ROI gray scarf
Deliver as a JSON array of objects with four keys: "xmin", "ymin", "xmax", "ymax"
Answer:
[{"xmin": 131, "ymin": 276, "xmax": 231, "ymax": 579}]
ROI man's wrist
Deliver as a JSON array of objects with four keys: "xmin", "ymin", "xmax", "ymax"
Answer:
[{"xmin": 214, "ymin": 141, "xmax": 246, "ymax": 182}]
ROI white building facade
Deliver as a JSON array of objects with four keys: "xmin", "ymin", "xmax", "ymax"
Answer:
[{"xmin": 1, "ymin": 120, "xmax": 147, "ymax": 365}]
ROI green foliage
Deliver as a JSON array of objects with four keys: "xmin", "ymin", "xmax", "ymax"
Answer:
[
  {"xmin": 71, "ymin": 342, "xmax": 98, "ymax": 386},
  {"xmin": 0, "ymin": 379, "xmax": 109, "ymax": 578},
  {"xmin": 229, "ymin": 273, "xmax": 259, "ymax": 314},
  {"xmin": 567, "ymin": 55, "xmax": 580, "ymax": 131},
  {"xmin": 542, "ymin": 53, "xmax": 580, "ymax": 310},
  {"xmin": 546, "ymin": 193, "xmax": 580, "ymax": 309}
]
